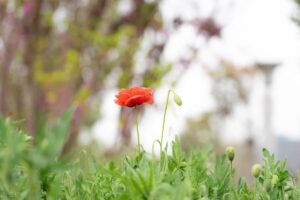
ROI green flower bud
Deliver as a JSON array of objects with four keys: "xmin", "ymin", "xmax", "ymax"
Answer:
[
  {"xmin": 251, "ymin": 164, "xmax": 261, "ymax": 178},
  {"xmin": 225, "ymin": 146, "xmax": 235, "ymax": 161},
  {"xmin": 173, "ymin": 93, "xmax": 183, "ymax": 106},
  {"xmin": 180, "ymin": 161, "xmax": 187, "ymax": 168},
  {"xmin": 25, "ymin": 135, "xmax": 32, "ymax": 142},
  {"xmin": 271, "ymin": 174, "xmax": 279, "ymax": 186},
  {"xmin": 41, "ymin": 139, "xmax": 49, "ymax": 150},
  {"xmin": 264, "ymin": 179, "xmax": 272, "ymax": 192},
  {"xmin": 199, "ymin": 185, "xmax": 207, "ymax": 197}
]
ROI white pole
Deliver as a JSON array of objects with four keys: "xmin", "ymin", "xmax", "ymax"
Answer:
[{"xmin": 256, "ymin": 63, "xmax": 279, "ymax": 153}]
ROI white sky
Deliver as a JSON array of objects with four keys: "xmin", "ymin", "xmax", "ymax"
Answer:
[{"xmin": 84, "ymin": 0, "xmax": 300, "ymax": 153}]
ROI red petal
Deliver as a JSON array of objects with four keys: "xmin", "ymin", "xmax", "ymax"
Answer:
[
  {"xmin": 146, "ymin": 96, "xmax": 154, "ymax": 104},
  {"xmin": 125, "ymin": 95, "xmax": 146, "ymax": 107}
]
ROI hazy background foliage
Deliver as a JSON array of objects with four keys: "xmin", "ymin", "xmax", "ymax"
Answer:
[
  {"xmin": 0, "ymin": 0, "xmax": 224, "ymax": 154},
  {"xmin": 0, "ymin": 0, "xmax": 174, "ymax": 152}
]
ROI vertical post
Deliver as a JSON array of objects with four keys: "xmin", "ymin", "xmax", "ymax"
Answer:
[{"xmin": 256, "ymin": 63, "xmax": 278, "ymax": 152}]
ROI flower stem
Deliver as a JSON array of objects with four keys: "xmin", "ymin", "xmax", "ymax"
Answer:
[
  {"xmin": 254, "ymin": 179, "xmax": 257, "ymax": 199},
  {"xmin": 135, "ymin": 108, "xmax": 141, "ymax": 154},
  {"xmin": 160, "ymin": 90, "xmax": 172, "ymax": 152},
  {"xmin": 230, "ymin": 161, "xmax": 233, "ymax": 185}
]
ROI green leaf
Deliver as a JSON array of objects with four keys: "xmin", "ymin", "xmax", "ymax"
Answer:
[
  {"xmin": 262, "ymin": 148, "xmax": 270, "ymax": 158},
  {"xmin": 48, "ymin": 107, "xmax": 75, "ymax": 158},
  {"xmin": 237, "ymin": 177, "xmax": 248, "ymax": 194}
]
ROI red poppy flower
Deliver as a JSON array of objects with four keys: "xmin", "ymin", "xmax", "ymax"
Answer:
[{"xmin": 115, "ymin": 86, "xmax": 154, "ymax": 107}]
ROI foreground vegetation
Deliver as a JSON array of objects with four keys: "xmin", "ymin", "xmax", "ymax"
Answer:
[{"xmin": 0, "ymin": 110, "xmax": 299, "ymax": 199}]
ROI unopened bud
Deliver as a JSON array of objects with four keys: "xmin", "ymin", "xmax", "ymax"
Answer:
[
  {"xmin": 272, "ymin": 174, "xmax": 279, "ymax": 186},
  {"xmin": 199, "ymin": 185, "xmax": 207, "ymax": 197},
  {"xmin": 225, "ymin": 146, "xmax": 235, "ymax": 161},
  {"xmin": 41, "ymin": 139, "xmax": 49, "ymax": 150},
  {"xmin": 252, "ymin": 164, "xmax": 261, "ymax": 178},
  {"xmin": 180, "ymin": 161, "xmax": 187, "ymax": 168},
  {"xmin": 173, "ymin": 93, "xmax": 183, "ymax": 106}
]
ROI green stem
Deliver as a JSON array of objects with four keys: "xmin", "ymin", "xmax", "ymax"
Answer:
[
  {"xmin": 160, "ymin": 90, "xmax": 172, "ymax": 153},
  {"xmin": 135, "ymin": 108, "xmax": 141, "ymax": 154},
  {"xmin": 230, "ymin": 161, "xmax": 233, "ymax": 185},
  {"xmin": 152, "ymin": 140, "xmax": 161, "ymax": 162},
  {"xmin": 254, "ymin": 179, "xmax": 257, "ymax": 199},
  {"xmin": 230, "ymin": 161, "xmax": 235, "ymax": 197},
  {"xmin": 281, "ymin": 187, "xmax": 284, "ymax": 200}
]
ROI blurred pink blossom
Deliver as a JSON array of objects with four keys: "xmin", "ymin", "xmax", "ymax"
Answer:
[{"xmin": 22, "ymin": 0, "xmax": 34, "ymax": 16}]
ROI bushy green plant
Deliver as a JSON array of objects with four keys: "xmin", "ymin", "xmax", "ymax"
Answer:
[
  {"xmin": 0, "ymin": 89, "xmax": 300, "ymax": 199},
  {"xmin": 0, "ymin": 116, "xmax": 299, "ymax": 199},
  {"xmin": 0, "ymin": 109, "xmax": 73, "ymax": 199}
]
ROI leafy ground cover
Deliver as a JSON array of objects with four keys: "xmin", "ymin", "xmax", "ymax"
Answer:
[
  {"xmin": 0, "ymin": 115, "xmax": 299, "ymax": 199},
  {"xmin": 0, "ymin": 88, "xmax": 299, "ymax": 199}
]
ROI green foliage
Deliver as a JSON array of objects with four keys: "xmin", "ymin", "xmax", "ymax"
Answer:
[
  {"xmin": 143, "ymin": 64, "xmax": 173, "ymax": 87},
  {"xmin": 0, "ymin": 116, "xmax": 300, "ymax": 199},
  {"xmin": 294, "ymin": 0, "xmax": 300, "ymax": 29},
  {"xmin": 0, "ymin": 109, "xmax": 74, "ymax": 199}
]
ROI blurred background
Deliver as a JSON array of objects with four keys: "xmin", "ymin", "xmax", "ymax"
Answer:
[{"xmin": 1, "ymin": 0, "xmax": 300, "ymax": 180}]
